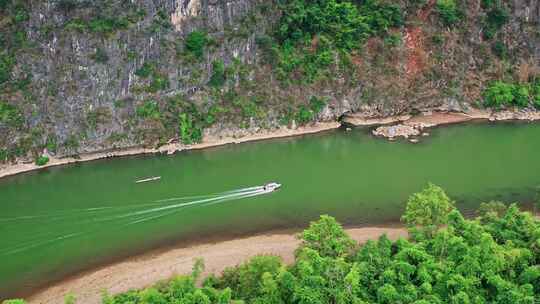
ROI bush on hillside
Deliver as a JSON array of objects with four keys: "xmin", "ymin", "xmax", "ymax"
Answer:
[
  {"xmin": 483, "ymin": 5, "xmax": 509, "ymax": 39},
  {"xmin": 483, "ymin": 81, "xmax": 517, "ymax": 108},
  {"xmin": 208, "ymin": 60, "xmax": 225, "ymax": 87},
  {"xmin": 436, "ymin": 0, "xmax": 461, "ymax": 26},
  {"xmin": 136, "ymin": 100, "xmax": 160, "ymax": 120},
  {"xmin": 185, "ymin": 31, "xmax": 208, "ymax": 59},
  {"xmin": 0, "ymin": 101, "xmax": 23, "ymax": 127}
]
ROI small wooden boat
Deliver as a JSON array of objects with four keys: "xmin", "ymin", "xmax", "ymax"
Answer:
[{"xmin": 135, "ymin": 176, "xmax": 161, "ymax": 183}]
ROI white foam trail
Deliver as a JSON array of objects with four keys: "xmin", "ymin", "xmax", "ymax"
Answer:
[
  {"xmin": 0, "ymin": 193, "xmax": 227, "ymax": 223},
  {"xmin": 223, "ymin": 186, "xmax": 264, "ymax": 194},
  {"xmin": 0, "ymin": 232, "xmax": 84, "ymax": 256},
  {"xmin": 124, "ymin": 189, "xmax": 262, "ymax": 226},
  {"xmin": 0, "ymin": 185, "xmax": 273, "ymax": 254},
  {"xmin": 99, "ymin": 189, "xmax": 263, "ymax": 222},
  {"xmin": 153, "ymin": 194, "xmax": 221, "ymax": 203},
  {"xmin": 0, "ymin": 186, "xmax": 266, "ymax": 223}
]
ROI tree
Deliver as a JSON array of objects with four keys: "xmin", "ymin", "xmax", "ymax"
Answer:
[
  {"xmin": 477, "ymin": 201, "xmax": 507, "ymax": 221},
  {"xmin": 299, "ymin": 215, "xmax": 355, "ymax": 258},
  {"xmin": 401, "ymin": 183, "xmax": 455, "ymax": 239}
]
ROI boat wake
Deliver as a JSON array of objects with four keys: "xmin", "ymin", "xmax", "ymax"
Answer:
[{"xmin": 0, "ymin": 184, "xmax": 280, "ymax": 256}]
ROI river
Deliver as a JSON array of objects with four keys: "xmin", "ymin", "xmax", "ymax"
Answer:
[{"xmin": 0, "ymin": 122, "xmax": 539, "ymax": 299}]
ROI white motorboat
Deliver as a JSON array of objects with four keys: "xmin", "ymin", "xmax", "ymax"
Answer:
[{"xmin": 263, "ymin": 182, "xmax": 281, "ymax": 192}]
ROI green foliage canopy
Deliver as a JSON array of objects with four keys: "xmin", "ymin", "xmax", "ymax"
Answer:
[{"xmin": 401, "ymin": 183, "xmax": 455, "ymax": 238}]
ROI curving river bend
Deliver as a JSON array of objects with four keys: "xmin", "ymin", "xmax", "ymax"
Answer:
[{"xmin": 1, "ymin": 122, "xmax": 539, "ymax": 298}]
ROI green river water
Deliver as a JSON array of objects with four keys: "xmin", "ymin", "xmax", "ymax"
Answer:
[{"xmin": 1, "ymin": 122, "xmax": 539, "ymax": 298}]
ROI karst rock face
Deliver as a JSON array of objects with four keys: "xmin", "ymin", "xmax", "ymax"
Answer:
[{"xmin": 0, "ymin": 0, "xmax": 538, "ymax": 157}]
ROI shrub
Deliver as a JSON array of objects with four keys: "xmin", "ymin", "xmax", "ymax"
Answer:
[
  {"xmin": 491, "ymin": 40, "xmax": 507, "ymax": 58},
  {"xmin": 483, "ymin": 6, "xmax": 509, "ymax": 39},
  {"xmin": 483, "ymin": 80, "xmax": 536, "ymax": 108},
  {"xmin": 136, "ymin": 100, "xmax": 160, "ymax": 120},
  {"xmin": 46, "ymin": 136, "xmax": 57, "ymax": 153},
  {"xmin": 309, "ymin": 96, "xmax": 327, "ymax": 114},
  {"xmin": 185, "ymin": 31, "xmax": 208, "ymax": 59},
  {"xmin": 0, "ymin": 53, "xmax": 14, "ymax": 84},
  {"xmin": 147, "ymin": 74, "xmax": 169, "ymax": 93},
  {"xmin": 513, "ymin": 84, "xmax": 530, "ymax": 107},
  {"xmin": 483, "ymin": 81, "xmax": 515, "ymax": 108},
  {"xmin": 178, "ymin": 112, "xmax": 202, "ymax": 144},
  {"xmin": 436, "ymin": 0, "xmax": 461, "ymax": 26},
  {"xmin": 148, "ymin": 9, "xmax": 172, "ymax": 33},
  {"xmin": 64, "ymin": 19, "xmax": 87, "ymax": 32},
  {"xmin": 383, "ymin": 33, "xmax": 401, "ymax": 47},
  {"xmin": 295, "ymin": 105, "xmax": 313, "ymax": 124},
  {"xmin": 35, "ymin": 155, "xmax": 49, "ymax": 166},
  {"xmin": 13, "ymin": 4, "xmax": 29, "ymax": 24},
  {"xmin": 208, "ymin": 60, "xmax": 225, "ymax": 87},
  {"xmin": 533, "ymin": 81, "xmax": 540, "ymax": 108},
  {"xmin": 88, "ymin": 17, "xmax": 129, "ymax": 35},
  {"xmin": 0, "ymin": 149, "xmax": 7, "ymax": 161},
  {"xmin": 0, "ymin": 101, "xmax": 23, "ymax": 127},
  {"xmin": 135, "ymin": 62, "xmax": 155, "ymax": 78}
]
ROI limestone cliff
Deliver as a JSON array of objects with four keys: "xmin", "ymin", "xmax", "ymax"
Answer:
[{"xmin": 0, "ymin": 0, "xmax": 538, "ymax": 160}]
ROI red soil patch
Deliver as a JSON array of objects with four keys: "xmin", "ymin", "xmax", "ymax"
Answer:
[{"xmin": 405, "ymin": 0, "xmax": 437, "ymax": 76}]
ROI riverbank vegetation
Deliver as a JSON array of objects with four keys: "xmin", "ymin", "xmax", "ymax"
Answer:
[
  {"xmin": 483, "ymin": 79, "xmax": 540, "ymax": 109},
  {"xmin": 6, "ymin": 184, "xmax": 539, "ymax": 304}
]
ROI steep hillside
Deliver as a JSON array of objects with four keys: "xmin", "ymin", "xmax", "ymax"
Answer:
[{"xmin": 0, "ymin": 0, "xmax": 538, "ymax": 162}]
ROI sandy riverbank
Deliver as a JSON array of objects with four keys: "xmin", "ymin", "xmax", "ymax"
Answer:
[
  {"xmin": 3, "ymin": 108, "xmax": 540, "ymax": 180},
  {"xmin": 0, "ymin": 122, "xmax": 340, "ymax": 180},
  {"xmin": 344, "ymin": 108, "xmax": 540, "ymax": 139},
  {"xmin": 344, "ymin": 108, "xmax": 540, "ymax": 127},
  {"xmin": 26, "ymin": 226, "xmax": 407, "ymax": 304}
]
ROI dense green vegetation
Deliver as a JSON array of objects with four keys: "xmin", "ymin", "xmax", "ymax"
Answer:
[
  {"xmin": 63, "ymin": 6, "xmax": 145, "ymax": 36},
  {"xmin": 209, "ymin": 60, "xmax": 226, "ymax": 88},
  {"xmin": 0, "ymin": 100, "xmax": 23, "ymax": 127},
  {"xmin": 266, "ymin": 0, "xmax": 402, "ymax": 84},
  {"xmin": 185, "ymin": 31, "xmax": 209, "ymax": 60},
  {"xmin": 483, "ymin": 80, "xmax": 539, "ymax": 109},
  {"xmin": 6, "ymin": 185, "xmax": 538, "ymax": 304},
  {"xmin": 136, "ymin": 100, "xmax": 161, "ymax": 120},
  {"xmin": 34, "ymin": 155, "xmax": 49, "ymax": 166},
  {"xmin": 481, "ymin": 0, "xmax": 509, "ymax": 40},
  {"xmin": 178, "ymin": 112, "xmax": 203, "ymax": 144},
  {"xmin": 436, "ymin": 0, "xmax": 461, "ymax": 26}
]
